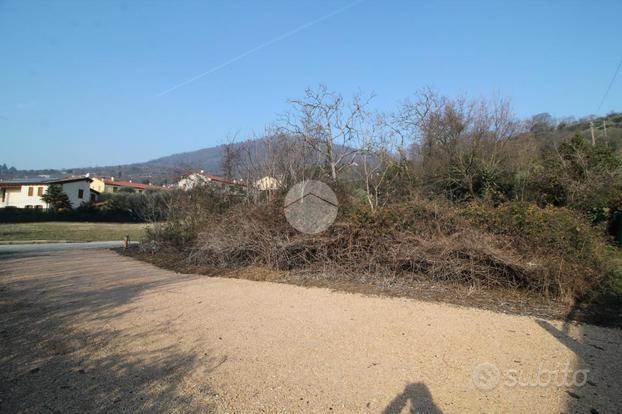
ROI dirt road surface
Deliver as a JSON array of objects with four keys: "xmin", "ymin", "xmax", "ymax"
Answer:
[{"xmin": 1, "ymin": 249, "xmax": 620, "ymax": 413}]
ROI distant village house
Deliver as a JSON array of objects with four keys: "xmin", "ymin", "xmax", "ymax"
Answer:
[
  {"xmin": 176, "ymin": 171, "xmax": 279, "ymax": 193},
  {"xmin": 90, "ymin": 176, "xmax": 163, "ymax": 193},
  {"xmin": 254, "ymin": 176, "xmax": 281, "ymax": 191},
  {"xmin": 177, "ymin": 171, "xmax": 244, "ymax": 192},
  {"xmin": 0, "ymin": 177, "xmax": 94, "ymax": 209}
]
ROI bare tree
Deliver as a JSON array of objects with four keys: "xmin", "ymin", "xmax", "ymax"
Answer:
[
  {"xmin": 396, "ymin": 90, "xmax": 520, "ymax": 199},
  {"xmin": 221, "ymin": 134, "xmax": 241, "ymax": 180},
  {"xmin": 232, "ymin": 127, "xmax": 312, "ymax": 203},
  {"xmin": 283, "ymin": 85, "xmax": 372, "ymax": 182},
  {"xmin": 356, "ymin": 112, "xmax": 403, "ymax": 211}
]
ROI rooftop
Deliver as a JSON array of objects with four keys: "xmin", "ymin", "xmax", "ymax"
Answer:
[
  {"xmin": 97, "ymin": 177, "xmax": 163, "ymax": 190},
  {"xmin": 0, "ymin": 176, "xmax": 92, "ymax": 187}
]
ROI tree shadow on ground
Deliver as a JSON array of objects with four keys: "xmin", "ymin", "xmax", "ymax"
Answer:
[
  {"xmin": 536, "ymin": 305, "xmax": 622, "ymax": 414},
  {"xmin": 564, "ymin": 289, "xmax": 622, "ymax": 329},
  {"xmin": 382, "ymin": 383, "xmax": 444, "ymax": 414},
  {"xmin": 0, "ymin": 251, "xmax": 220, "ymax": 413}
]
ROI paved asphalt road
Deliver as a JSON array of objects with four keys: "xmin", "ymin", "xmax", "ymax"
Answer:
[{"xmin": 0, "ymin": 241, "xmax": 133, "ymax": 254}]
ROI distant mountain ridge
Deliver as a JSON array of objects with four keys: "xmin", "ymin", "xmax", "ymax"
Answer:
[
  {"xmin": 143, "ymin": 144, "xmax": 229, "ymax": 170},
  {"xmin": 0, "ymin": 142, "xmax": 240, "ymax": 185},
  {"xmin": 2, "ymin": 112, "xmax": 621, "ymax": 185}
]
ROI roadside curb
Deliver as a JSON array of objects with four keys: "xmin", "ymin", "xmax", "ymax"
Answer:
[
  {"xmin": 0, "ymin": 240, "xmax": 132, "ymax": 245},
  {"xmin": 0, "ymin": 240, "xmax": 79, "ymax": 245}
]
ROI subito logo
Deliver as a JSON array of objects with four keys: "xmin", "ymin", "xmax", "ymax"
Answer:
[{"xmin": 472, "ymin": 362, "xmax": 501, "ymax": 391}]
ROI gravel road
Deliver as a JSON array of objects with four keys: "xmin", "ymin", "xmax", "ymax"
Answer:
[{"xmin": 1, "ymin": 249, "xmax": 620, "ymax": 413}]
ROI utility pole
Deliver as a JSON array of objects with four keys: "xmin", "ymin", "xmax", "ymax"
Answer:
[
  {"xmin": 590, "ymin": 121, "xmax": 596, "ymax": 146},
  {"xmin": 603, "ymin": 119, "xmax": 608, "ymax": 138}
]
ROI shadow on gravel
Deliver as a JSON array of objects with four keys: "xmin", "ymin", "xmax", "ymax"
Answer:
[
  {"xmin": 536, "ymin": 314, "xmax": 622, "ymax": 414},
  {"xmin": 382, "ymin": 383, "xmax": 444, "ymax": 414},
  {"xmin": 0, "ymin": 253, "xmax": 217, "ymax": 413}
]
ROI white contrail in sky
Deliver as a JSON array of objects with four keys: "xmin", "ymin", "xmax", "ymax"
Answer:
[{"xmin": 157, "ymin": 0, "xmax": 364, "ymax": 97}]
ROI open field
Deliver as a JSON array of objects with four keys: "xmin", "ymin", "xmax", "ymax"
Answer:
[
  {"xmin": 1, "ymin": 248, "xmax": 621, "ymax": 413},
  {"xmin": 0, "ymin": 222, "xmax": 147, "ymax": 242}
]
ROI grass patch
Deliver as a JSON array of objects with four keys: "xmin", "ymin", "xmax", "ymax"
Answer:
[{"xmin": 0, "ymin": 222, "xmax": 147, "ymax": 242}]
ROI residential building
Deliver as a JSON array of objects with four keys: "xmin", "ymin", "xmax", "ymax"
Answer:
[
  {"xmin": 90, "ymin": 176, "xmax": 163, "ymax": 193},
  {"xmin": 177, "ymin": 171, "xmax": 244, "ymax": 192},
  {"xmin": 177, "ymin": 172, "xmax": 209, "ymax": 190},
  {"xmin": 89, "ymin": 176, "xmax": 106, "ymax": 193},
  {"xmin": 0, "ymin": 176, "xmax": 94, "ymax": 209},
  {"xmin": 255, "ymin": 176, "xmax": 281, "ymax": 191}
]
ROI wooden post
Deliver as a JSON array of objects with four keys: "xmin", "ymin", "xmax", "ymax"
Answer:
[{"xmin": 124, "ymin": 235, "xmax": 130, "ymax": 250}]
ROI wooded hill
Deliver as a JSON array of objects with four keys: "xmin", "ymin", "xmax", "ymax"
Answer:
[{"xmin": 2, "ymin": 112, "xmax": 621, "ymax": 185}]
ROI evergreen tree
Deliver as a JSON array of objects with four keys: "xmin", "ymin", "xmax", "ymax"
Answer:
[{"xmin": 41, "ymin": 184, "xmax": 72, "ymax": 211}]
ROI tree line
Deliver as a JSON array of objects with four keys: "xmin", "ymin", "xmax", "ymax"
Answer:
[{"xmin": 223, "ymin": 85, "xmax": 621, "ymax": 228}]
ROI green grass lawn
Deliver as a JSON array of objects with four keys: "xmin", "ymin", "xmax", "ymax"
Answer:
[{"xmin": 0, "ymin": 222, "xmax": 148, "ymax": 242}]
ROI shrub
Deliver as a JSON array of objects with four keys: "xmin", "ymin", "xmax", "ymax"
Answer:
[
  {"xmin": 187, "ymin": 198, "xmax": 613, "ymax": 301},
  {"xmin": 463, "ymin": 202, "xmax": 611, "ymax": 298},
  {"xmin": 0, "ymin": 205, "xmax": 139, "ymax": 223},
  {"xmin": 142, "ymin": 187, "xmax": 241, "ymax": 251},
  {"xmin": 187, "ymin": 200, "xmax": 292, "ymax": 266}
]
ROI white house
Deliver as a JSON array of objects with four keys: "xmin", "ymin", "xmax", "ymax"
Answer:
[
  {"xmin": 177, "ymin": 171, "xmax": 244, "ymax": 192},
  {"xmin": 0, "ymin": 176, "xmax": 94, "ymax": 209},
  {"xmin": 177, "ymin": 171, "xmax": 210, "ymax": 191},
  {"xmin": 254, "ymin": 176, "xmax": 281, "ymax": 191}
]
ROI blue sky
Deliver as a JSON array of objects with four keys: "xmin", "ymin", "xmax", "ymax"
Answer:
[{"xmin": 1, "ymin": 0, "xmax": 621, "ymax": 169}]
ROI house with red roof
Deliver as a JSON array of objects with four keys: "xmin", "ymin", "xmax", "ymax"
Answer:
[{"xmin": 90, "ymin": 176, "xmax": 164, "ymax": 194}]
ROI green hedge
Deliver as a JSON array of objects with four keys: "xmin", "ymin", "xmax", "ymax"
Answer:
[{"xmin": 0, "ymin": 207, "xmax": 141, "ymax": 223}]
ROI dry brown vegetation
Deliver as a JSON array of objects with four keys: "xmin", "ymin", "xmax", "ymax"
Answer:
[
  {"xmin": 183, "ymin": 197, "xmax": 610, "ymax": 302},
  {"xmin": 139, "ymin": 87, "xmax": 622, "ymax": 305}
]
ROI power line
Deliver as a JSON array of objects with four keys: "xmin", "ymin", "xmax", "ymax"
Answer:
[{"xmin": 597, "ymin": 58, "xmax": 622, "ymax": 113}]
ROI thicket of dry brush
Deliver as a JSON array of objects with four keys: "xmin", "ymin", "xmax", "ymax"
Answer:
[
  {"xmin": 185, "ymin": 197, "xmax": 609, "ymax": 301},
  {"xmin": 146, "ymin": 86, "xmax": 622, "ymax": 301}
]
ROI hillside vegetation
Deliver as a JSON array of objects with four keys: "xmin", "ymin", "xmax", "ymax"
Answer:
[
  {"xmin": 1, "ymin": 111, "xmax": 621, "ymax": 186},
  {"xmin": 133, "ymin": 87, "xmax": 621, "ymax": 308}
]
